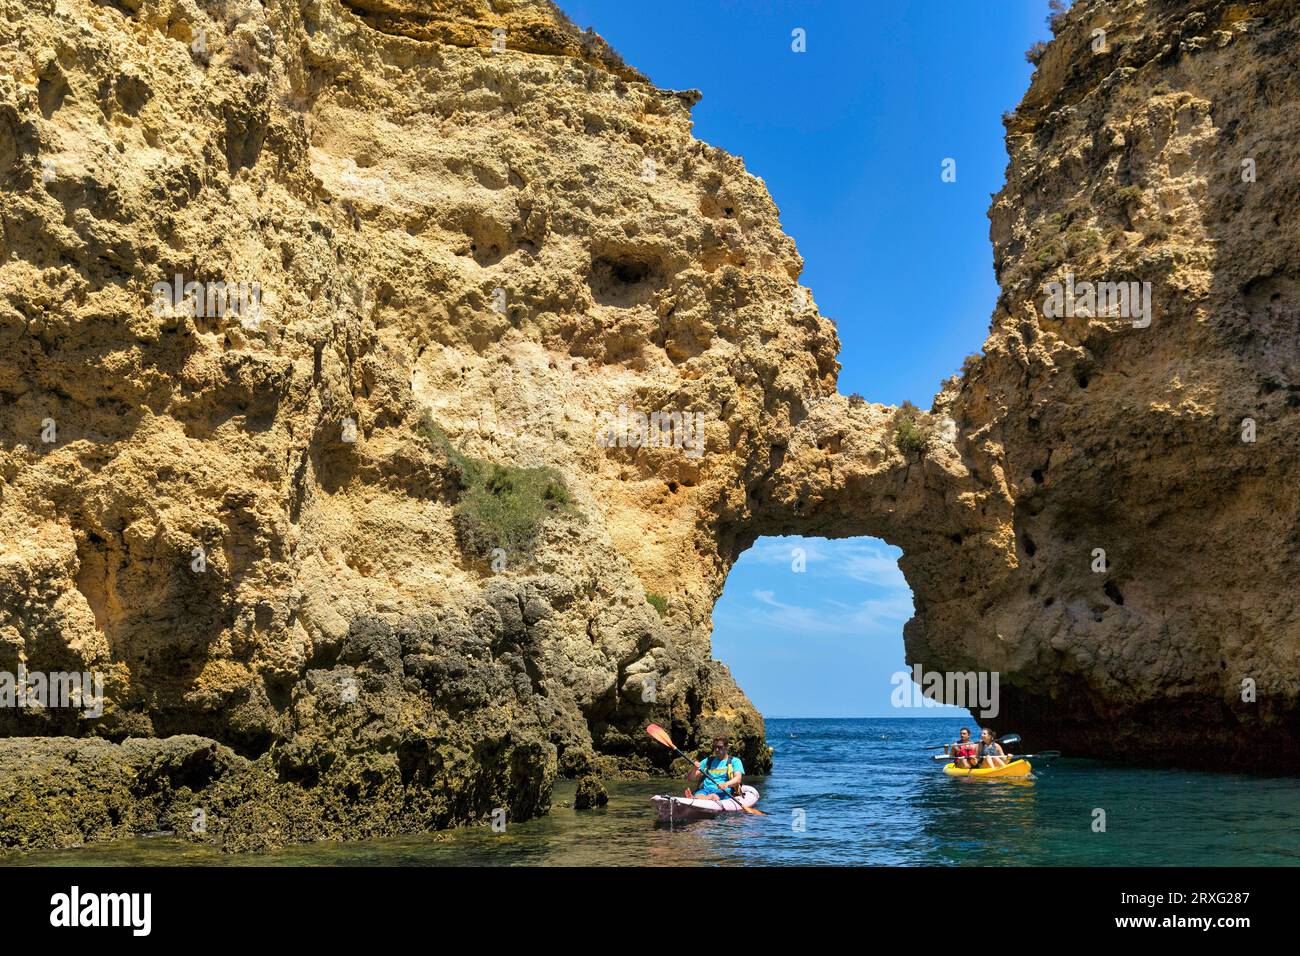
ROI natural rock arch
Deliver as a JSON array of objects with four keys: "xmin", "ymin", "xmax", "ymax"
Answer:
[{"xmin": 1, "ymin": 0, "xmax": 1297, "ymax": 853}]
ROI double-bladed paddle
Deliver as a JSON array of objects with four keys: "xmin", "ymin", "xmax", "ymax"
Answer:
[
  {"xmin": 922, "ymin": 733, "xmax": 1024, "ymax": 751},
  {"xmin": 932, "ymin": 749, "xmax": 1059, "ymax": 762},
  {"xmin": 646, "ymin": 723, "xmax": 766, "ymax": 815}
]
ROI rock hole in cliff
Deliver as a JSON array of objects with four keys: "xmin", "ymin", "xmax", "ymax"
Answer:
[
  {"xmin": 1021, "ymin": 531, "xmax": 1038, "ymax": 557},
  {"xmin": 223, "ymin": 111, "xmax": 266, "ymax": 174},
  {"xmin": 445, "ymin": 207, "xmax": 518, "ymax": 267},
  {"xmin": 713, "ymin": 536, "xmax": 928, "ymax": 719},
  {"xmin": 116, "ymin": 73, "xmax": 151, "ymax": 116},
  {"xmin": 589, "ymin": 252, "xmax": 663, "ymax": 307},
  {"xmin": 37, "ymin": 65, "xmax": 69, "ymax": 118},
  {"xmin": 1103, "ymin": 580, "xmax": 1125, "ymax": 605}
]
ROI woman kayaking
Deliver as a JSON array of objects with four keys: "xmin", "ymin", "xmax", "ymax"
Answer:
[
  {"xmin": 976, "ymin": 728, "xmax": 1008, "ymax": 769},
  {"xmin": 647, "ymin": 724, "xmax": 763, "ymax": 820},
  {"xmin": 685, "ymin": 735, "xmax": 744, "ymax": 800}
]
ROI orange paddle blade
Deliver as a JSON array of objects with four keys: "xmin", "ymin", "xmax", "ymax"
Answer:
[{"xmin": 646, "ymin": 723, "xmax": 676, "ymax": 749}]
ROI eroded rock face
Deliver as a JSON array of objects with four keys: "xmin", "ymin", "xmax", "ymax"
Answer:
[
  {"xmin": 941, "ymin": 0, "xmax": 1300, "ymax": 769},
  {"xmin": 337, "ymin": 0, "xmax": 644, "ymax": 79},
  {"xmin": 0, "ymin": 0, "xmax": 1295, "ymax": 852},
  {"xmin": 0, "ymin": 0, "xmax": 821, "ymax": 849}
]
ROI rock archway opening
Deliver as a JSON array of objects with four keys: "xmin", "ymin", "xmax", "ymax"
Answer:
[{"xmin": 712, "ymin": 535, "xmax": 971, "ymax": 722}]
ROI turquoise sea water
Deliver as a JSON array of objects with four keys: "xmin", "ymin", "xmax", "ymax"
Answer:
[{"xmin": 8, "ymin": 718, "xmax": 1300, "ymax": 866}]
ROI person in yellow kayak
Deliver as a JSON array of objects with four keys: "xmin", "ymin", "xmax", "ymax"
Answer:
[
  {"xmin": 976, "ymin": 728, "xmax": 1008, "ymax": 769},
  {"xmin": 944, "ymin": 727, "xmax": 980, "ymax": 769},
  {"xmin": 685, "ymin": 735, "xmax": 744, "ymax": 801}
]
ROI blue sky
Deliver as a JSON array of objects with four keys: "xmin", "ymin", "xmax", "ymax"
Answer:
[{"xmin": 556, "ymin": 1, "xmax": 1056, "ymax": 715}]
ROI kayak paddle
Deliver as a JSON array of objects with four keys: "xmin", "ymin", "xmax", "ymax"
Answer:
[
  {"xmin": 932, "ymin": 753, "xmax": 1054, "ymax": 762},
  {"xmin": 1015, "ymin": 751, "xmax": 1061, "ymax": 761},
  {"xmin": 930, "ymin": 733, "xmax": 1020, "ymax": 755},
  {"xmin": 646, "ymin": 723, "xmax": 765, "ymax": 815},
  {"xmin": 923, "ymin": 733, "xmax": 1022, "ymax": 751}
]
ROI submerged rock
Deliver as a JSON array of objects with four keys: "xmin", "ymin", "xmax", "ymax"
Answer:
[{"xmin": 573, "ymin": 776, "xmax": 608, "ymax": 810}]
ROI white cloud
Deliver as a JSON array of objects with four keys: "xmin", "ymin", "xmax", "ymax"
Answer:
[
  {"xmin": 742, "ymin": 536, "xmax": 907, "ymax": 590},
  {"xmin": 745, "ymin": 537, "xmax": 831, "ymax": 566},
  {"xmin": 723, "ymin": 587, "xmax": 914, "ymax": 639},
  {"xmin": 838, "ymin": 544, "xmax": 908, "ymax": 590},
  {"xmin": 713, "ymin": 536, "xmax": 916, "ymax": 643},
  {"xmin": 827, "ymin": 591, "xmax": 915, "ymax": 624}
]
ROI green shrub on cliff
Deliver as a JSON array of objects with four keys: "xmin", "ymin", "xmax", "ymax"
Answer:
[
  {"xmin": 415, "ymin": 414, "xmax": 472, "ymax": 474},
  {"xmin": 416, "ymin": 412, "xmax": 574, "ymax": 557},
  {"xmin": 1111, "ymin": 184, "xmax": 1143, "ymax": 207},
  {"xmin": 1033, "ymin": 224, "xmax": 1104, "ymax": 267},
  {"xmin": 645, "ymin": 592, "xmax": 668, "ymax": 617},
  {"xmin": 454, "ymin": 463, "xmax": 572, "ymax": 557},
  {"xmin": 893, "ymin": 401, "xmax": 933, "ymax": 457}
]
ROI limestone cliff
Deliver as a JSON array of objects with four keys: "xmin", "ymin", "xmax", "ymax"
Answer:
[
  {"xmin": 909, "ymin": 0, "xmax": 1300, "ymax": 769},
  {"xmin": 0, "ymin": 0, "xmax": 811, "ymax": 850},
  {"xmin": 0, "ymin": 0, "xmax": 1296, "ymax": 852}
]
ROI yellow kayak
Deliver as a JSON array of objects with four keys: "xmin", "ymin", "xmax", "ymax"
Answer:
[{"xmin": 943, "ymin": 759, "xmax": 1032, "ymax": 778}]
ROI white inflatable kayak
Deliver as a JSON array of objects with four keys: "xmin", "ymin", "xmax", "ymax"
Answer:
[{"xmin": 652, "ymin": 785, "xmax": 760, "ymax": 822}]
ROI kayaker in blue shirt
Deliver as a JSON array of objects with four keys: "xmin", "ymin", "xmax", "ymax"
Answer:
[
  {"xmin": 686, "ymin": 736, "xmax": 744, "ymax": 801},
  {"xmin": 977, "ymin": 728, "xmax": 1008, "ymax": 769}
]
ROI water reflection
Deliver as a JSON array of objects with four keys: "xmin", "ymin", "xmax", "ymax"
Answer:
[{"xmin": 914, "ymin": 768, "xmax": 1043, "ymax": 865}]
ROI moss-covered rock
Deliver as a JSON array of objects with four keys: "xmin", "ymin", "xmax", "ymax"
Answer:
[{"xmin": 573, "ymin": 776, "xmax": 608, "ymax": 810}]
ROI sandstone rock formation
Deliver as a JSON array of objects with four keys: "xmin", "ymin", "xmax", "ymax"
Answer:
[
  {"xmin": 905, "ymin": 0, "xmax": 1300, "ymax": 769},
  {"xmin": 0, "ymin": 0, "xmax": 1296, "ymax": 852},
  {"xmin": 0, "ymin": 0, "xmax": 803, "ymax": 851}
]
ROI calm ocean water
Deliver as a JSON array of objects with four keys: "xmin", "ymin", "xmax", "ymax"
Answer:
[{"xmin": 8, "ymin": 717, "xmax": 1300, "ymax": 866}]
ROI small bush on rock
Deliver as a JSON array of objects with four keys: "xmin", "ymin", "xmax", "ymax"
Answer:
[
  {"xmin": 416, "ymin": 412, "xmax": 574, "ymax": 557},
  {"xmin": 893, "ymin": 401, "xmax": 933, "ymax": 457},
  {"xmin": 646, "ymin": 592, "xmax": 668, "ymax": 617}
]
